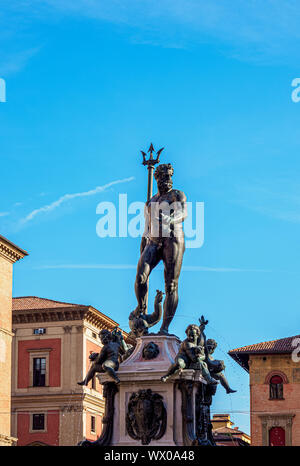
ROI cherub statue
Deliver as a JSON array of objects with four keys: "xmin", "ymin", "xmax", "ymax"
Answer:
[
  {"xmin": 77, "ymin": 327, "xmax": 129, "ymax": 386},
  {"xmin": 161, "ymin": 317, "xmax": 218, "ymax": 385},
  {"xmin": 206, "ymin": 339, "xmax": 236, "ymax": 394},
  {"xmin": 129, "ymin": 290, "xmax": 163, "ymax": 338}
]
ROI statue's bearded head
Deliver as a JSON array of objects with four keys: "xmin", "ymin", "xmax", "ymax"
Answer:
[{"xmin": 154, "ymin": 164, "xmax": 174, "ymax": 194}]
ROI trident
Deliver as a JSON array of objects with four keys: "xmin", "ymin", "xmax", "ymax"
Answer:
[
  {"xmin": 141, "ymin": 143, "xmax": 164, "ymax": 202},
  {"xmin": 139, "ymin": 143, "xmax": 164, "ymax": 314}
]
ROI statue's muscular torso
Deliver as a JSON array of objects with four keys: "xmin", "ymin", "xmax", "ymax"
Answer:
[
  {"xmin": 145, "ymin": 189, "xmax": 186, "ymax": 242},
  {"xmin": 96, "ymin": 341, "xmax": 120, "ymax": 365}
]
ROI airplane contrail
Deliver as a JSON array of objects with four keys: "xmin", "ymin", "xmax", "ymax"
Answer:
[{"xmin": 20, "ymin": 176, "xmax": 135, "ymax": 224}]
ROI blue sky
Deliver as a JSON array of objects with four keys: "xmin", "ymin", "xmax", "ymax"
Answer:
[{"xmin": 2, "ymin": 1, "xmax": 300, "ymax": 435}]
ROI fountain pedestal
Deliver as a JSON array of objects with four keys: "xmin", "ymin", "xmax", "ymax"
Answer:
[{"xmin": 96, "ymin": 334, "xmax": 215, "ymax": 446}]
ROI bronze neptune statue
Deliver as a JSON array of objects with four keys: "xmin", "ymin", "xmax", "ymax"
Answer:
[{"xmin": 133, "ymin": 148, "xmax": 187, "ymax": 335}]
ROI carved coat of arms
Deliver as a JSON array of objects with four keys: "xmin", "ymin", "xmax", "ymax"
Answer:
[{"xmin": 126, "ymin": 389, "xmax": 167, "ymax": 445}]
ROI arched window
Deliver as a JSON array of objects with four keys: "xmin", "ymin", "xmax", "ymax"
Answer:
[
  {"xmin": 269, "ymin": 375, "xmax": 283, "ymax": 400},
  {"xmin": 269, "ymin": 426, "xmax": 285, "ymax": 446},
  {"xmin": 26, "ymin": 441, "xmax": 48, "ymax": 446}
]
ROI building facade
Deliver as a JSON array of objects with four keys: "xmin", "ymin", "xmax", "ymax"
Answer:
[
  {"xmin": 0, "ymin": 235, "xmax": 27, "ymax": 446},
  {"xmin": 229, "ymin": 335, "xmax": 300, "ymax": 446},
  {"xmin": 211, "ymin": 414, "xmax": 250, "ymax": 446},
  {"xmin": 11, "ymin": 296, "xmax": 133, "ymax": 446}
]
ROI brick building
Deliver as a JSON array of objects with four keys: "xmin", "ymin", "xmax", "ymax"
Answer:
[
  {"xmin": 0, "ymin": 235, "xmax": 27, "ymax": 446},
  {"xmin": 229, "ymin": 335, "xmax": 300, "ymax": 446},
  {"xmin": 211, "ymin": 414, "xmax": 250, "ymax": 446},
  {"xmin": 11, "ymin": 296, "xmax": 133, "ymax": 446}
]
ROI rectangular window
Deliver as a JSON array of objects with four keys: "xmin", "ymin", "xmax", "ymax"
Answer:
[
  {"xmin": 33, "ymin": 328, "xmax": 46, "ymax": 335},
  {"xmin": 269, "ymin": 375, "xmax": 284, "ymax": 400},
  {"xmin": 91, "ymin": 416, "xmax": 96, "ymax": 433},
  {"xmin": 91, "ymin": 377, "xmax": 96, "ymax": 390},
  {"xmin": 32, "ymin": 414, "xmax": 45, "ymax": 430},
  {"xmin": 33, "ymin": 358, "xmax": 46, "ymax": 386}
]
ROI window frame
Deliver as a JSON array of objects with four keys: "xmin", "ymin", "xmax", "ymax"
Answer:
[
  {"xmin": 91, "ymin": 415, "xmax": 96, "ymax": 434},
  {"xmin": 91, "ymin": 376, "xmax": 97, "ymax": 391},
  {"xmin": 269, "ymin": 375, "xmax": 284, "ymax": 400},
  {"xmin": 27, "ymin": 349, "xmax": 51, "ymax": 388},
  {"xmin": 30, "ymin": 412, "xmax": 47, "ymax": 433},
  {"xmin": 33, "ymin": 357, "xmax": 47, "ymax": 387}
]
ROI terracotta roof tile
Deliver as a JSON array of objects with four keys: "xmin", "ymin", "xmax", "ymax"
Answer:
[
  {"xmin": 229, "ymin": 334, "xmax": 300, "ymax": 372},
  {"xmin": 12, "ymin": 296, "xmax": 88, "ymax": 311},
  {"xmin": 229, "ymin": 334, "xmax": 300, "ymax": 355},
  {"xmin": 10, "ymin": 296, "xmax": 136, "ymax": 342},
  {"xmin": 213, "ymin": 426, "xmax": 243, "ymax": 434}
]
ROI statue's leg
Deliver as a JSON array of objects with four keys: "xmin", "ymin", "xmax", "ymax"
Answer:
[
  {"xmin": 159, "ymin": 238, "xmax": 185, "ymax": 334},
  {"xmin": 215, "ymin": 371, "xmax": 237, "ymax": 393},
  {"xmin": 161, "ymin": 357, "xmax": 186, "ymax": 382},
  {"xmin": 77, "ymin": 363, "xmax": 101, "ymax": 386},
  {"xmin": 200, "ymin": 361, "xmax": 218, "ymax": 385},
  {"xmin": 135, "ymin": 242, "xmax": 162, "ymax": 312},
  {"xmin": 102, "ymin": 361, "xmax": 120, "ymax": 384}
]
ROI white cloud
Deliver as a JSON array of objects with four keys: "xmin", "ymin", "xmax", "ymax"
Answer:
[
  {"xmin": 19, "ymin": 0, "xmax": 300, "ymax": 61},
  {"xmin": 235, "ymin": 178, "xmax": 300, "ymax": 224},
  {"xmin": 20, "ymin": 176, "xmax": 135, "ymax": 224},
  {"xmin": 182, "ymin": 265, "xmax": 269, "ymax": 272},
  {"xmin": 2, "ymin": 1, "xmax": 300, "ymax": 63},
  {"xmin": 34, "ymin": 263, "xmax": 267, "ymax": 272},
  {"xmin": 35, "ymin": 264, "xmax": 137, "ymax": 270},
  {"xmin": 0, "ymin": 47, "xmax": 40, "ymax": 76}
]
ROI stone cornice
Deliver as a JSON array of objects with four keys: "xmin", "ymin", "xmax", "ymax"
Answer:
[
  {"xmin": 12, "ymin": 392, "xmax": 86, "ymax": 405},
  {"xmin": 13, "ymin": 306, "xmax": 86, "ymax": 324},
  {"xmin": 12, "ymin": 305, "xmax": 133, "ymax": 342},
  {"xmin": 258, "ymin": 412, "xmax": 295, "ymax": 420},
  {"xmin": 0, "ymin": 235, "xmax": 28, "ymax": 263},
  {"xmin": 26, "ymin": 347, "xmax": 53, "ymax": 353},
  {"xmin": 81, "ymin": 392, "xmax": 105, "ymax": 410},
  {"xmin": 12, "ymin": 392, "xmax": 105, "ymax": 410}
]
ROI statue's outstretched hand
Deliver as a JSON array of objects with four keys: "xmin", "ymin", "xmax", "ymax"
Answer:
[
  {"xmin": 199, "ymin": 315, "xmax": 208, "ymax": 331},
  {"xmin": 155, "ymin": 290, "xmax": 164, "ymax": 304},
  {"xmin": 112, "ymin": 326, "xmax": 123, "ymax": 340}
]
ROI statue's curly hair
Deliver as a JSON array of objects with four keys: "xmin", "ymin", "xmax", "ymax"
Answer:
[
  {"xmin": 206, "ymin": 338, "xmax": 217, "ymax": 350},
  {"xmin": 99, "ymin": 329, "xmax": 111, "ymax": 339},
  {"xmin": 185, "ymin": 324, "xmax": 200, "ymax": 336},
  {"xmin": 154, "ymin": 163, "xmax": 174, "ymax": 180}
]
